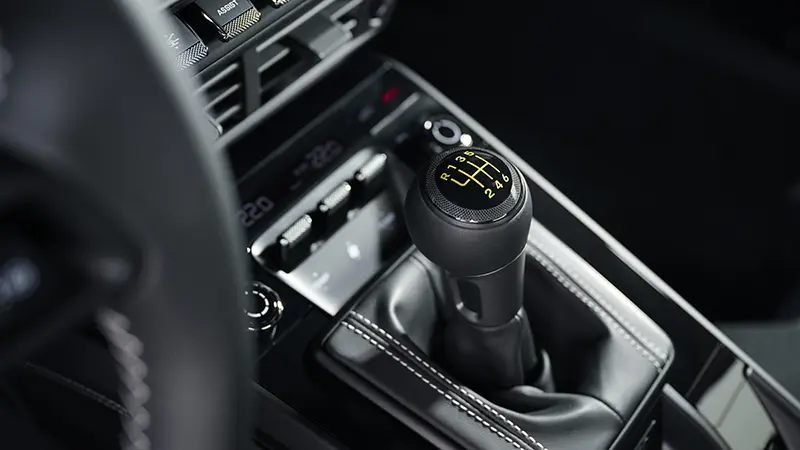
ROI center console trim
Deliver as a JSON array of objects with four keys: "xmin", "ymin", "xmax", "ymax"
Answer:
[
  {"xmin": 243, "ymin": 55, "xmax": 796, "ymax": 449},
  {"xmin": 527, "ymin": 221, "xmax": 671, "ymax": 371}
]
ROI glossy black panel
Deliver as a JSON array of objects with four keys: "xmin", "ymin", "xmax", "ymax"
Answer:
[
  {"xmin": 275, "ymin": 191, "xmax": 407, "ymax": 314},
  {"xmin": 232, "ymin": 63, "xmax": 387, "ymax": 228},
  {"xmin": 249, "ymin": 262, "xmax": 313, "ymax": 357}
]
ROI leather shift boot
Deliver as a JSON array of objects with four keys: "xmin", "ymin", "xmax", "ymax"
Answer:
[
  {"xmin": 319, "ymin": 221, "xmax": 673, "ymax": 450},
  {"xmin": 440, "ymin": 308, "xmax": 539, "ymax": 390}
]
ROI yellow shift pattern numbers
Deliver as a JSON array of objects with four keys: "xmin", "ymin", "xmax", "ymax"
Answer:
[{"xmin": 439, "ymin": 150, "xmax": 510, "ymax": 200}]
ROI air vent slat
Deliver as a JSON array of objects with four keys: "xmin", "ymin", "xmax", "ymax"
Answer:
[
  {"xmin": 259, "ymin": 48, "xmax": 302, "ymax": 87},
  {"xmin": 255, "ymin": 38, "xmax": 312, "ymax": 106},
  {"xmin": 196, "ymin": 61, "xmax": 245, "ymax": 134},
  {"xmin": 258, "ymin": 47, "xmax": 292, "ymax": 73},
  {"xmin": 260, "ymin": 77, "xmax": 285, "ymax": 96},
  {"xmin": 205, "ymin": 84, "xmax": 242, "ymax": 111},
  {"xmin": 258, "ymin": 48, "xmax": 291, "ymax": 74},
  {"xmin": 327, "ymin": 0, "xmax": 362, "ymax": 21},
  {"xmin": 215, "ymin": 104, "xmax": 243, "ymax": 125},
  {"xmin": 197, "ymin": 63, "xmax": 240, "ymax": 93}
]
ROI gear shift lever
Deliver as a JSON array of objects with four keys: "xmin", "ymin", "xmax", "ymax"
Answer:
[{"xmin": 405, "ymin": 147, "xmax": 539, "ymax": 388}]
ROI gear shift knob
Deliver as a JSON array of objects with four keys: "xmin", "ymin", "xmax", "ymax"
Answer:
[{"xmin": 405, "ymin": 147, "xmax": 532, "ymax": 327}]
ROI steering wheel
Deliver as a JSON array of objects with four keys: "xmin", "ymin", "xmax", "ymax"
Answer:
[{"xmin": 0, "ymin": 1, "xmax": 253, "ymax": 450}]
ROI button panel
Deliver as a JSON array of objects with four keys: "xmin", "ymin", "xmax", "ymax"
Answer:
[
  {"xmin": 164, "ymin": 17, "xmax": 208, "ymax": 71},
  {"xmin": 317, "ymin": 181, "xmax": 353, "ymax": 231},
  {"xmin": 195, "ymin": 0, "xmax": 262, "ymax": 41},
  {"xmin": 257, "ymin": 149, "xmax": 393, "ymax": 274},
  {"xmin": 250, "ymin": 146, "xmax": 410, "ymax": 316},
  {"xmin": 353, "ymin": 152, "xmax": 388, "ymax": 200},
  {"xmin": 276, "ymin": 214, "xmax": 314, "ymax": 270},
  {"xmin": 276, "ymin": 192, "xmax": 404, "ymax": 315}
]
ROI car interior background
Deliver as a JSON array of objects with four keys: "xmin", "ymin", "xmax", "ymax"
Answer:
[{"xmin": 1, "ymin": 0, "xmax": 799, "ymax": 450}]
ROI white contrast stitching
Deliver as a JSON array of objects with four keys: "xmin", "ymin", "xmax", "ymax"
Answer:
[
  {"xmin": 24, "ymin": 362, "xmax": 128, "ymax": 417},
  {"xmin": 349, "ymin": 312, "xmax": 548, "ymax": 450},
  {"xmin": 528, "ymin": 238, "xmax": 669, "ymax": 361},
  {"xmin": 340, "ymin": 321, "xmax": 525, "ymax": 449},
  {"xmin": 527, "ymin": 251, "xmax": 663, "ymax": 370},
  {"xmin": 97, "ymin": 308, "xmax": 151, "ymax": 450}
]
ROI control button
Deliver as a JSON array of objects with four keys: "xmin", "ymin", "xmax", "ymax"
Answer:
[
  {"xmin": 353, "ymin": 153, "xmax": 388, "ymax": 200},
  {"xmin": 275, "ymin": 214, "xmax": 314, "ymax": 271},
  {"xmin": 317, "ymin": 182, "xmax": 352, "ymax": 231},
  {"xmin": 164, "ymin": 17, "xmax": 208, "ymax": 71},
  {"xmin": 244, "ymin": 282, "xmax": 284, "ymax": 336},
  {"xmin": 426, "ymin": 118, "xmax": 461, "ymax": 146},
  {"xmin": 421, "ymin": 116, "xmax": 476, "ymax": 155},
  {"xmin": 196, "ymin": 0, "xmax": 262, "ymax": 41}
]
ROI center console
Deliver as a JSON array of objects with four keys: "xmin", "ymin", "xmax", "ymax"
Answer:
[
  {"xmin": 157, "ymin": 1, "xmax": 800, "ymax": 448},
  {"xmin": 234, "ymin": 57, "xmax": 673, "ymax": 450}
]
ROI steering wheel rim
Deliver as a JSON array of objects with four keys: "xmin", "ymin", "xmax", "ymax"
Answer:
[{"xmin": 0, "ymin": 1, "xmax": 253, "ymax": 450}]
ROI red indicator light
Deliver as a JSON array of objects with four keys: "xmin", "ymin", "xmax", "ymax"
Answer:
[{"xmin": 381, "ymin": 87, "xmax": 399, "ymax": 103}]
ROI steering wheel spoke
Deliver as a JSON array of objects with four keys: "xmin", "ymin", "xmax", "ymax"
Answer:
[
  {"xmin": 0, "ymin": 154, "xmax": 140, "ymax": 369},
  {"xmin": 1, "ymin": 2, "xmax": 253, "ymax": 449}
]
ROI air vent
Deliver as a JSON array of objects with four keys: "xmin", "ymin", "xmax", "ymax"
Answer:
[
  {"xmin": 256, "ymin": 40, "xmax": 313, "ymax": 105},
  {"xmin": 197, "ymin": 61, "xmax": 246, "ymax": 132}
]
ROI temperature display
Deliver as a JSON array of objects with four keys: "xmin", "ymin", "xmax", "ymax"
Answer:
[
  {"xmin": 237, "ymin": 139, "xmax": 347, "ymax": 233},
  {"xmin": 292, "ymin": 140, "xmax": 344, "ymax": 182},
  {"xmin": 237, "ymin": 196, "xmax": 275, "ymax": 228}
]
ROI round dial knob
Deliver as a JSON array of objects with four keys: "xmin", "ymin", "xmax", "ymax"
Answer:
[
  {"xmin": 244, "ymin": 282, "xmax": 284, "ymax": 334},
  {"xmin": 405, "ymin": 147, "xmax": 532, "ymax": 278}
]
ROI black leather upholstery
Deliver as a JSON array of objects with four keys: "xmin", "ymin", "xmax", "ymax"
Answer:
[
  {"xmin": 440, "ymin": 303, "xmax": 541, "ymax": 390},
  {"xmin": 319, "ymin": 220, "xmax": 673, "ymax": 450}
]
